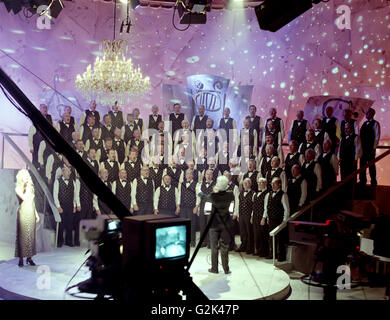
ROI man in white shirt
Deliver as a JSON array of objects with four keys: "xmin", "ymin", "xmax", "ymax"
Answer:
[
  {"xmin": 317, "ymin": 139, "xmax": 339, "ymax": 192},
  {"xmin": 261, "ymin": 177, "xmax": 290, "ymax": 261},
  {"xmin": 239, "ymin": 117, "xmax": 258, "ymax": 157},
  {"xmin": 301, "ymin": 148, "xmax": 322, "ymax": 201},
  {"xmin": 131, "ymin": 166, "xmax": 155, "ymax": 215},
  {"xmin": 287, "ymin": 164, "xmax": 308, "ymax": 214},
  {"xmin": 154, "ymin": 175, "xmax": 180, "ymax": 216}
]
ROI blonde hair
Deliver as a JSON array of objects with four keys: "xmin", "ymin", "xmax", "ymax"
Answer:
[{"xmin": 16, "ymin": 169, "xmax": 33, "ymax": 187}]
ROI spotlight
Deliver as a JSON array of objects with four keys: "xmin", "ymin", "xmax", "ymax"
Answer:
[
  {"xmin": 176, "ymin": 0, "xmax": 211, "ymax": 25},
  {"xmin": 254, "ymin": 0, "xmax": 322, "ymax": 32}
]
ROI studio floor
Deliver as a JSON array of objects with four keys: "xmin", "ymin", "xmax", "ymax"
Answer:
[{"xmin": 0, "ymin": 240, "xmax": 387, "ymax": 301}]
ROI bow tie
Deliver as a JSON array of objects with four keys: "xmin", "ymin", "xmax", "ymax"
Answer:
[
  {"xmin": 121, "ymin": 180, "xmax": 127, "ymax": 183},
  {"xmin": 109, "ymin": 160, "xmax": 114, "ymax": 163},
  {"xmin": 165, "ymin": 185, "xmax": 170, "ymax": 190},
  {"xmin": 64, "ymin": 178, "xmax": 69, "ymax": 181}
]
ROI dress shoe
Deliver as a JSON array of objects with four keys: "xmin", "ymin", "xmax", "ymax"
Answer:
[
  {"xmin": 265, "ymin": 255, "xmax": 273, "ymax": 259},
  {"xmin": 57, "ymin": 243, "xmax": 63, "ymax": 248},
  {"xmin": 224, "ymin": 269, "xmax": 231, "ymax": 275},
  {"xmin": 208, "ymin": 268, "xmax": 218, "ymax": 274},
  {"xmin": 277, "ymin": 256, "xmax": 286, "ymax": 262},
  {"xmin": 18, "ymin": 259, "xmax": 23, "ymax": 267},
  {"xmin": 26, "ymin": 258, "xmax": 36, "ymax": 266},
  {"xmin": 246, "ymin": 250, "xmax": 254, "ymax": 255},
  {"xmin": 190, "ymin": 242, "xmax": 195, "ymax": 248},
  {"xmin": 74, "ymin": 242, "xmax": 80, "ymax": 247},
  {"xmin": 235, "ymin": 247, "xmax": 244, "ymax": 252}
]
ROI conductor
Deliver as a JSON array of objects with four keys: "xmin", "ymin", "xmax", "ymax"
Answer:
[{"xmin": 199, "ymin": 175, "xmax": 234, "ymax": 275}]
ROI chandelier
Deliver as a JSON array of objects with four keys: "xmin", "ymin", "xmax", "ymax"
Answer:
[{"xmin": 75, "ymin": 0, "xmax": 150, "ymax": 106}]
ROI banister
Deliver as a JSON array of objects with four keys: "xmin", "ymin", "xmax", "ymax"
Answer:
[{"xmin": 1, "ymin": 133, "xmax": 61, "ymax": 246}]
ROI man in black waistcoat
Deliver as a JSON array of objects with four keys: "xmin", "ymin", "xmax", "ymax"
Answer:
[
  {"xmin": 121, "ymin": 113, "xmax": 139, "ymax": 145},
  {"xmin": 301, "ymin": 149, "xmax": 322, "ymax": 202},
  {"xmin": 85, "ymin": 128, "xmax": 104, "ymax": 162},
  {"xmin": 313, "ymin": 119, "xmax": 328, "ymax": 151},
  {"xmin": 199, "ymin": 175, "xmax": 235, "ymax": 274},
  {"xmin": 79, "ymin": 100, "xmax": 101, "ymax": 128},
  {"xmin": 108, "ymin": 101, "xmax": 126, "ymax": 130},
  {"xmin": 75, "ymin": 139, "xmax": 88, "ymax": 161},
  {"xmin": 154, "ymin": 175, "xmax": 180, "ymax": 216},
  {"xmin": 121, "ymin": 150, "xmax": 142, "ymax": 184},
  {"xmin": 113, "ymin": 128, "xmax": 126, "ymax": 164},
  {"xmin": 100, "ymin": 149, "xmax": 120, "ymax": 183},
  {"xmin": 338, "ymin": 123, "xmax": 361, "ymax": 196},
  {"xmin": 317, "ymin": 139, "xmax": 338, "ymax": 192},
  {"xmin": 56, "ymin": 113, "xmax": 76, "ymax": 145},
  {"xmin": 242, "ymin": 159, "xmax": 259, "ymax": 192},
  {"xmin": 53, "ymin": 167, "xmax": 80, "ymax": 247},
  {"xmin": 266, "ymin": 107, "xmax": 285, "ymax": 141},
  {"xmin": 100, "ymin": 137, "xmax": 117, "ymax": 163},
  {"xmin": 322, "ymin": 106, "xmax": 340, "ymax": 153},
  {"xmin": 111, "ymin": 169, "xmax": 132, "ymax": 213},
  {"xmin": 218, "ymin": 107, "xmax": 237, "ymax": 144},
  {"xmin": 178, "ymin": 169, "xmax": 199, "ymax": 247},
  {"xmin": 196, "ymin": 169, "xmax": 215, "ymax": 248},
  {"xmin": 100, "ymin": 114, "xmax": 115, "ymax": 141},
  {"xmin": 287, "ymin": 165, "xmax": 308, "ymax": 215},
  {"xmin": 85, "ymin": 148, "xmax": 99, "ymax": 175},
  {"xmin": 238, "ymin": 117, "xmax": 258, "ymax": 157},
  {"xmin": 127, "ymin": 129, "xmax": 147, "ymax": 159},
  {"xmin": 298, "ymin": 129, "xmax": 322, "ymax": 162},
  {"xmin": 359, "ymin": 108, "xmax": 381, "ymax": 186},
  {"xmin": 64, "ymin": 106, "xmax": 76, "ymax": 128},
  {"xmin": 262, "ymin": 177, "xmax": 290, "ymax": 261},
  {"xmin": 251, "ymin": 178, "xmax": 269, "ymax": 257},
  {"xmin": 217, "ymin": 141, "xmax": 231, "ymax": 175},
  {"xmin": 169, "ymin": 103, "xmax": 187, "ymax": 143},
  {"xmin": 248, "ymin": 105, "xmax": 263, "ymax": 147},
  {"xmin": 191, "ymin": 105, "xmax": 208, "ymax": 132},
  {"xmin": 149, "ymin": 156, "xmax": 165, "ymax": 187},
  {"xmin": 147, "ymin": 105, "xmax": 162, "ymax": 131},
  {"xmin": 132, "ymin": 108, "xmax": 144, "ymax": 132},
  {"xmin": 45, "ymin": 150, "xmax": 63, "ymax": 187},
  {"xmin": 236, "ymin": 178, "xmax": 255, "ymax": 254},
  {"xmin": 265, "ymin": 156, "xmax": 287, "ymax": 192},
  {"xmin": 263, "ymin": 120, "xmax": 281, "ymax": 155},
  {"xmin": 94, "ymin": 168, "xmax": 112, "ymax": 216},
  {"xmin": 259, "ymin": 145, "xmax": 275, "ymax": 179},
  {"xmin": 341, "ymin": 109, "xmax": 358, "ymax": 139},
  {"xmin": 79, "ymin": 114, "xmax": 97, "ymax": 144},
  {"xmin": 285, "ymin": 140, "xmax": 301, "ymax": 180},
  {"xmin": 131, "ymin": 166, "xmax": 155, "ymax": 215},
  {"xmin": 163, "ymin": 157, "xmax": 184, "ymax": 188},
  {"xmin": 288, "ymin": 110, "xmax": 309, "ymax": 145}
]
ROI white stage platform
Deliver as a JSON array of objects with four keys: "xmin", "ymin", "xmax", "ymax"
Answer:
[{"xmin": 0, "ymin": 246, "xmax": 291, "ymax": 300}]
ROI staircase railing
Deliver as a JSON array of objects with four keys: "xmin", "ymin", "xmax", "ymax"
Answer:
[
  {"xmin": 270, "ymin": 145, "xmax": 390, "ymax": 266},
  {"xmin": 1, "ymin": 132, "xmax": 61, "ymax": 247}
]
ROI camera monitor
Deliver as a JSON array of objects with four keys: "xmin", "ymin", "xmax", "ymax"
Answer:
[{"xmin": 155, "ymin": 225, "xmax": 187, "ymax": 260}]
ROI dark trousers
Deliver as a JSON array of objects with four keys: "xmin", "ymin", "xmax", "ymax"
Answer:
[
  {"xmin": 268, "ymin": 218, "xmax": 286, "ymax": 260},
  {"xmin": 239, "ymin": 214, "xmax": 253, "ymax": 252},
  {"xmin": 73, "ymin": 211, "xmax": 81, "ymax": 245},
  {"xmin": 58, "ymin": 208, "xmax": 73, "ymax": 246},
  {"xmin": 136, "ymin": 202, "xmax": 154, "ymax": 215},
  {"xmin": 199, "ymin": 211, "xmax": 209, "ymax": 247},
  {"xmin": 182, "ymin": 207, "xmax": 196, "ymax": 244},
  {"xmin": 209, "ymin": 226, "xmax": 230, "ymax": 272},
  {"xmin": 340, "ymin": 160, "xmax": 357, "ymax": 198},
  {"xmin": 158, "ymin": 208, "xmax": 176, "ymax": 216},
  {"xmin": 253, "ymin": 215, "xmax": 269, "ymax": 256},
  {"xmin": 359, "ymin": 151, "xmax": 377, "ymax": 185}
]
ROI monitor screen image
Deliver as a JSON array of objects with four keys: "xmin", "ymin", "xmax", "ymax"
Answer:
[{"xmin": 155, "ymin": 225, "xmax": 187, "ymax": 260}]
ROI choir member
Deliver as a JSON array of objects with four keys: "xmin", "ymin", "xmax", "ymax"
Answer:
[
  {"xmin": 262, "ymin": 177, "xmax": 290, "ymax": 261},
  {"xmin": 218, "ymin": 107, "xmax": 237, "ymax": 144},
  {"xmin": 100, "ymin": 149, "xmax": 120, "ymax": 183},
  {"xmin": 224, "ymin": 171, "xmax": 240, "ymax": 251},
  {"xmin": 113, "ymin": 127, "xmax": 126, "ymax": 164},
  {"xmin": 242, "ymin": 159, "xmax": 259, "ymax": 192},
  {"xmin": 238, "ymin": 117, "xmax": 258, "ymax": 157},
  {"xmin": 217, "ymin": 141, "xmax": 231, "ymax": 175},
  {"xmin": 178, "ymin": 169, "xmax": 199, "ymax": 246},
  {"xmin": 154, "ymin": 175, "xmax": 180, "ymax": 216},
  {"xmin": 75, "ymin": 139, "xmax": 88, "ymax": 161},
  {"xmin": 262, "ymin": 120, "xmax": 281, "ymax": 154},
  {"xmin": 85, "ymin": 148, "xmax": 99, "ymax": 175},
  {"xmin": 40, "ymin": 103, "xmax": 54, "ymax": 125},
  {"xmin": 79, "ymin": 100, "xmax": 100, "ymax": 128},
  {"xmin": 312, "ymin": 118, "xmax": 328, "ymax": 148},
  {"xmin": 322, "ymin": 106, "xmax": 341, "ymax": 153},
  {"xmin": 53, "ymin": 167, "xmax": 80, "ymax": 247},
  {"xmin": 121, "ymin": 113, "xmax": 139, "ymax": 145},
  {"xmin": 248, "ymin": 105, "xmax": 263, "ymax": 147},
  {"xmin": 94, "ymin": 168, "xmax": 112, "ymax": 216},
  {"xmin": 163, "ymin": 156, "xmax": 184, "ymax": 188},
  {"xmin": 121, "ymin": 150, "xmax": 142, "ymax": 184},
  {"xmin": 149, "ymin": 156, "xmax": 165, "ymax": 187},
  {"xmin": 149, "ymin": 121, "xmax": 172, "ymax": 158},
  {"xmin": 191, "ymin": 105, "xmax": 208, "ymax": 132},
  {"xmin": 287, "ymin": 164, "xmax": 308, "ymax": 214},
  {"xmin": 340, "ymin": 109, "xmax": 358, "ymax": 139},
  {"xmin": 288, "ymin": 110, "xmax": 309, "ymax": 145},
  {"xmin": 298, "ymin": 129, "xmax": 322, "ymax": 163},
  {"xmin": 146, "ymin": 105, "xmax": 162, "ymax": 131},
  {"xmin": 186, "ymin": 160, "xmax": 199, "ymax": 183},
  {"xmin": 266, "ymin": 107, "xmax": 285, "ymax": 140},
  {"xmin": 338, "ymin": 122, "xmax": 362, "ymax": 182},
  {"xmin": 85, "ymin": 128, "xmax": 104, "ymax": 162},
  {"xmin": 79, "ymin": 114, "xmax": 97, "ymax": 144},
  {"xmin": 236, "ymin": 178, "xmax": 255, "ymax": 254},
  {"xmin": 132, "ymin": 107, "xmax": 143, "ymax": 132},
  {"xmin": 45, "ymin": 151, "xmax": 63, "ymax": 186},
  {"xmin": 359, "ymin": 107, "xmax": 381, "ymax": 186},
  {"xmin": 284, "ymin": 140, "xmax": 300, "ymax": 180},
  {"xmin": 173, "ymin": 119, "xmax": 195, "ymax": 153},
  {"xmin": 64, "ymin": 105, "xmax": 76, "ymax": 128},
  {"xmin": 195, "ymin": 147, "xmax": 208, "ymax": 174},
  {"xmin": 100, "ymin": 137, "xmax": 118, "ymax": 163},
  {"xmin": 131, "ymin": 166, "xmax": 155, "ymax": 215},
  {"xmin": 196, "ymin": 169, "xmax": 215, "ymax": 248},
  {"xmin": 259, "ymin": 134, "xmax": 279, "ymax": 160},
  {"xmin": 70, "ymin": 132, "xmax": 80, "ymax": 150},
  {"xmin": 56, "ymin": 112, "xmax": 76, "ymax": 145},
  {"xmin": 251, "ymin": 177, "xmax": 269, "ymax": 257},
  {"xmin": 228, "ymin": 158, "xmax": 241, "ymax": 187},
  {"xmin": 108, "ymin": 101, "xmax": 126, "ymax": 130},
  {"xmin": 174, "ymin": 132, "xmax": 195, "ymax": 164},
  {"xmin": 100, "ymin": 114, "xmax": 115, "ymax": 141},
  {"xmin": 169, "ymin": 103, "xmax": 187, "ymax": 143},
  {"xmin": 265, "ymin": 156, "xmax": 287, "ymax": 192},
  {"xmin": 259, "ymin": 144, "xmax": 275, "ymax": 179},
  {"xmin": 317, "ymin": 139, "xmax": 338, "ymax": 192},
  {"xmin": 111, "ymin": 169, "xmax": 132, "ymax": 213},
  {"xmin": 301, "ymin": 149, "xmax": 322, "ymax": 201}
]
